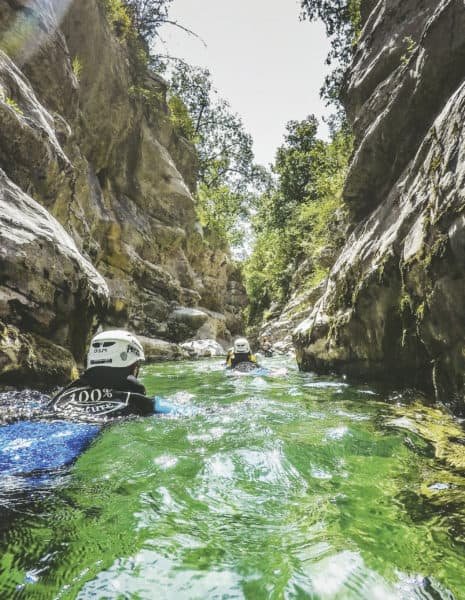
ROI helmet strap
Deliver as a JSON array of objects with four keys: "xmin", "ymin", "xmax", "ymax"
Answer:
[{"xmin": 131, "ymin": 362, "xmax": 140, "ymax": 377}]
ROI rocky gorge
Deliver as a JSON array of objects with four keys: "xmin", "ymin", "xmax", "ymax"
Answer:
[
  {"xmin": 293, "ymin": 0, "xmax": 465, "ymax": 414},
  {"xmin": 3, "ymin": 0, "xmax": 465, "ymax": 418},
  {"xmin": 0, "ymin": 0, "xmax": 246, "ymax": 386}
]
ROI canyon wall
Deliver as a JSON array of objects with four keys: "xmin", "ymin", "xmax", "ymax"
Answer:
[
  {"xmin": 0, "ymin": 0, "xmax": 245, "ymax": 385},
  {"xmin": 294, "ymin": 0, "xmax": 465, "ymax": 413}
]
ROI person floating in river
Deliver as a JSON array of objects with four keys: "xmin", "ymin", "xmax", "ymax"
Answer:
[
  {"xmin": 225, "ymin": 337, "xmax": 260, "ymax": 370},
  {"xmin": 260, "ymin": 335, "xmax": 274, "ymax": 357},
  {"xmin": 70, "ymin": 329, "xmax": 146, "ymax": 395}
]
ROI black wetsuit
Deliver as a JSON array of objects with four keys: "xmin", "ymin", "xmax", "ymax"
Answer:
[
  {"xmin": 71, "ymin": 366, "xmax": 146, "ymax": 395},
  {"xmin": 261, "ymin": 343, "xmax": 273, "ymax": 357},
  {"xmin": 227, "ymin": 351, "xmax": 258, "ymax": 369}
]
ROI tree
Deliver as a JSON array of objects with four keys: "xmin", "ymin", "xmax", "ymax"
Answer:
[
  {"xmin": 120, "ymin": 0, "xmax": 202, "ymax": 60},
  {"xmin": 166, "ymin": 61, "xmax": 271, "ymax": 247},
  {"xmin": 124, "ymin": 0, "xmax": 172, "ymax": 40},
  {"xmin": 244, "ymin": 117, "xmax": 352, "ymax": 325},
  {"xmin": 268, "ymin": 116, "xmax": 325, "ymax": 227},
  {"xmin": 300, "ymin": 0, "xmax": 361, "ymax": 106},
  {"xmin": 169, "ymin": 63, "xmax": 263, "ymax": 193}
]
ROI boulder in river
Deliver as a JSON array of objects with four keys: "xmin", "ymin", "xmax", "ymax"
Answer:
[{"xmin": 180, "ymin": 339, "xmax": 226, "ymax": 358}]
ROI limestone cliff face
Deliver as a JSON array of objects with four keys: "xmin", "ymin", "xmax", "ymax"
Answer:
[
  {"xmin": 294, "ymin": 0, "xmax": 465, "ymax": 413},
  {"xmin": 0, "ymin": 0, "xmax": 244, "ymax": 385}
]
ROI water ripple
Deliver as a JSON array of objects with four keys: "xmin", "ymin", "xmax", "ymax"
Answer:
[{"xmin": 0, "ymin": 358, "xmax": 463, "ymax": 599}]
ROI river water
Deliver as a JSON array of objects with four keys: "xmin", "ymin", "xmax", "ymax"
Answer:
[{"xmin": 1, "ymin": 356, "xmax": 465, "ymax": 599}]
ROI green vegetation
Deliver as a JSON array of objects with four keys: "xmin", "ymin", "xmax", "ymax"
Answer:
[
  {"xmin": 72, "ymin": 56, "xmax": 83, "ymax": 81},
  {"xmin": 5, "ymin": 97, "xmax": 23, "ymax": 115},
  {"xmin": 124, "ymin": 0, "xmax": 174, "ymax": 43},
  {"xmin": 101, "ymin": 1, "xmax": 158, "ymax": 87},
  {"xmin": 100, "ymin": 0, "xmax": 357, "ymax": 328},
  {"xmin": 244, "ymin": 118, "xmax": 352, "ymax": 324},
  {"xmin": 168, "ymin": 94, "xmax": 197, "ymax": 141},
  {"xmin": 128, "ymin": 85, "xmax": 165, "ymax": 113},
  {"xmin": 400, "ymin": 35, "xmax": 417, "ymax": 65},
  {"xmin": 300, "ymin": 0, "xmax": 361, "ymax": 109},
  {"xmin": 102, "ymin": 0, "xmax": 132, "ymax": 38},
  {"xmin": 166, "ymin": 62, "xmax": 269, "ymax": 248},
  {"xmin": 240, "ymin": 1, "xmax": 362, "ymax": 325},
  {"xmin": 101, "ymin": 0, "xmax": 171, "ymax": 81}
]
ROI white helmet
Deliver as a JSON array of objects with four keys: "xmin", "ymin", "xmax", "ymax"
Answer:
[
  {"xmin": 87, "ymin": 330, "xmax": 145, "ymax": 369},
  {"xmin": 234, "ymin": 337, "xmax": 250, "ymax": 353}
]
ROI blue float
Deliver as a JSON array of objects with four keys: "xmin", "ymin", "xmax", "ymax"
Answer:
[
  {"xmin": 0, "ymin": 420, "xmax": 100, "ymax": 476},
  {"xmin": 0, "ymin": 392, "xmax": 183, "ymax": 478}
]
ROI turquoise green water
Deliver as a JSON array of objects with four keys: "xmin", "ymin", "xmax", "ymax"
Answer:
[{"xmin": 2, "ymin": 356, "xmax": 465, "ymax": 599}]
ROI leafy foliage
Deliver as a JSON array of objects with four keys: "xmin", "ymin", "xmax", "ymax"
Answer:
[
  {"xmin": 300, "ymin": 0, "xmax": 361, "ymax": 106},
  {"xmin": 244, "ymin": 117, "xmax": 352, "ymax": 324},
  {"xmin": 5, "ymin": 97, "xmax": 23, "ymax": 115},
  {"xmin": 102, "ymin": 0, "xmax": 173, "ymax": 42},
  {"xmin": 269, "ymin": 116, "xmax": 323, "ymax": 226},
  {"xmin": 168, "ymin": 94, "xmax": 197, "ymax": 141},
  {"xmin": 169, "ymin": 64, "xmax": 260, "ymax": 193},
  {"xmin": 166, "ymin": 62, "xmax": 270, "ymax": 247},
  {"xmin": 102, "ymin": 0, "xmax": 132, "ymax": 38},
  {"xmin": 195, "ymin": 184, "xmax": 246, "ymax": 250},
  {"xmin": 124, "ymin": 0, "xmax": 174, "ymax": 43},
  {"xmin": 72, "ymin": 56, "xmax": 83, "ymax": 81}
]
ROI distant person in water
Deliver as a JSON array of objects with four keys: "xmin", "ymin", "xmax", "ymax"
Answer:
[
  {"xmin": 260, "ymin": 335, "xmax": 273, "ymax": 357},
  {"xmin": 70, "ymin": 330, "xmax": 146, "ymax": 395},
  {"xmin": 225, "ymin": 337, "xmax": 259, "ymax": 369}
]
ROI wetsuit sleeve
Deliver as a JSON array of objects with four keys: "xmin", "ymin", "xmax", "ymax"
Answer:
[
  {"xmin": 249, "ymin": 353, "xmax": 261, "ymax": 368},
  {"xmin": 126, "ymin": 375, "xmax": 146, "ymax": 395},
  {"xmin": 67, "ymin": 375, "xmax": 87, "ymax": 389}
]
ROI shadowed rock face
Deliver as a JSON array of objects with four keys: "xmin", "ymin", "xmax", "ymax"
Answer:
[
  {"xmin": 0, "ymin": 169, "xmax": 109, "ymax": 384},
  {"xmin": 294, "ymin": 0, "xmax": 465, "ymax": 414},
  {"xmin": 0, "ymin": 0, "xmax": 245, "ymax": 384}
]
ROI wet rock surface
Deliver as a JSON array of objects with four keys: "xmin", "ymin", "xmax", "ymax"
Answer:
[
  {"xmin": 294, "ymin": 0, "xmax": 465, "ymax": 414},
  {"xmin": 0, "ymin": 0, "xmax": 246, "ymax": 383},
  {"xmin": 180, "ymin": 339, "xmax": 226, "ymax": 358}
]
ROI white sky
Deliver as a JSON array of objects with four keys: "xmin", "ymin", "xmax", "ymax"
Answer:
[{"xmin": 156, "ymin": 0, "xmax": 332, "ymax": 168}]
